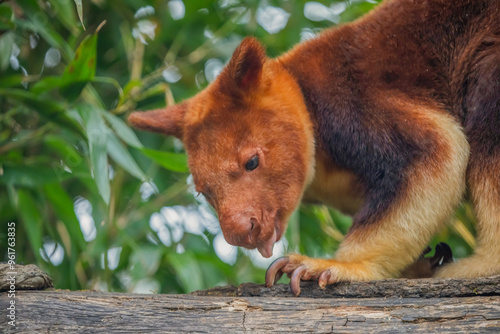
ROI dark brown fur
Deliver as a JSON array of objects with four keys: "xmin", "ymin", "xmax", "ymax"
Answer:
[
  {"xmin": 282, "ymin": 0, "xmax": 500, "ymax": 228},
  {"xmin": 129, "ymin": 0, "xmax": 500, "ymax": 289}
]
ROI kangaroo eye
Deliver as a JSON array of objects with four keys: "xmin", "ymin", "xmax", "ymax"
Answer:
[{"xmin": 245, "ymin": 155, "xmax": 259, "ymax": 171}]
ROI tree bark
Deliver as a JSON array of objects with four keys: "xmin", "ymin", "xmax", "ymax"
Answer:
[
  {"xmin": 0, "ymin": 263, "xmax": 53, "ymax": 292},
  {"xmin": 1, "ymin": 264, "xmax": 499, "ymax": 333},
  {"xmin": 193, "ymin": 275, "xmax": 500, "ymax": 299}
]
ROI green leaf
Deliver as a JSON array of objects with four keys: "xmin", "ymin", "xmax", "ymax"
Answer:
[
  {"xmin": 117, "ymin": 79, "xmax": 142, "ymax": 107},
  {"xmin": 43, "ymin": 135, "xmax": 83, "ymax": 167},
  {"xmin": 12, "ymin": 0, "xmax": 40, "ymax": 17},
  {"xmin": 0, "ymin": 75, "xmax": 24, "ymax": 89},
  {"xmin": 50, "ymin": 0, "xmax": 79, "ymax": 33},
  {"xmin": 15, "ymin": 18, "xmax": 73, "ymax": 60},
  {"xmin": 63, "ymin": 34, "xmax": 96, "ymax": 82},
  {"xmin": 31, "ymin": 76, "xmax": 65, "ymax": 94},
  {"xmin": 60, "ymin": 82, "xmax": 88, "ymax": 102},
  {"xmin": 102, "ymin": 111, "xmax": 143, "ymax": 148},
  {"xmin": 0, "ymin": 88, "xmax": 84, "ymax": 136},
  {"xmin": 166, "ymin": 251, "xmax": 204, "ymax": 292},
  {"xmin": 0, "ymin": 32, "xmax": 14, "ymax": 71},
  {"xmin": 17, "ymin": 189, "xmax": 43, "ymax": 258},
  {"xmin": 129, "ymin": 247, "xmax": 161, "ymax": 278},
  {"xmin": 43, "ymin": 183, "xmax": 86, "ymax": 251},
  {"xmin": 92, "ymin": 76, "xmax": 123, "ymax": 97},
  {"xmin": 42, "ymin": 135, "xmax": 94, "ymax": 183},
  {"xmin": 60, "ymin": 33, "xmax": 97, "ymax": 100},
  {"xmin": 31, "ymin": 33, "xmax": 98, "ymax": 99},
  {"xmin": 78, "ymin": 105, "xmax": 110, "ymax": 205},
  {"xmin": 107, "ymin": 132, "xmax": 147, "ymax": 181},
  {"xmin": 0, "ymin": 165, "xmax": 72, "ymax": 187},
  {"xmin": 0, "ymin": 4, "xmax": 14, "ymax": 30},
  {"xmin": 141, "ymin": 148, "xmax": 189, "ymax": 173},
  {"xmin": 73, "ymin": 0, "xmax": 85, "ymax": 30}
]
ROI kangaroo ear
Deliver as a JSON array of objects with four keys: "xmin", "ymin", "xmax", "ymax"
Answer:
[
  {"xmin": 226, "ymin": 37, "xmax": 266, "ymax": 88},
  {"xmin": 128, "ymin": 103, "xmax": 187, "ymax": 139}
]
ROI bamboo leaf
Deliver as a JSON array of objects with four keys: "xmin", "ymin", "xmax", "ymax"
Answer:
[
  {"xmin": 117, "ymin": 79, "xmax": 142, "ymax": 107},
  {"xmin": 63, "ymin": 34, "xmax": 96, "ymax": 82},
  {"xmin": 78, "ymin": 105, "xmax": 110, "ymax": 205},
  {"xmin": 73, "ymin": 0, "xmax": 85, "ymax": 30},
  {"xmin": 129, "ymin": 247, "xmax": 161, "ymax": 278},
  {"xmin": 43, "ymin": 183, "xmax": 86, "ymax": 251},
  {"xmin": 50, "ymin": 0, "xmax": 78, "ymax": 33},
  {"xmin": 107, "ymin": 132, "xmax": 147, "ymax": 181},
  {"xmin": 102, "ymin": 111, "xmax": 143, "ymax": 148},
  {"xmin": 166, "ymin": 251, "xmax": 204, "ymax": 292},
  {"xmin": 17, "ymin": 189, "xmax": 43, "ymax": 259},
  {"xmin": 0, "ymin": 32, "xmax": 14, "ymax": 71},
  {"xmin": 15, "ymin": 18, "xmax": 73, "ymax": 60},
  {"xmin": 60, "ymin": 33, "xmax": 97, "ymax": 100},
  {"xmin": 31, "ymin": 33, "xmax": 98, "ymax": 100},
  {"xmin": 0, "ymin": 165, "xmax": 73, "ymax": 187},
  {"xmin": 43, "ymin": 135, "xmax": 84, "ymax": 169},
  {"xmin": 31, "ymin": 76, "xmax": 65, "ymax": 94},
  {"xmin": 141, "ymin": 148, "xmax": 189, "ymax": 173},
  {"xmin": 0, "ymin": 75, "xmax": 24, "ymax": 89},
  {"xmin": 31, "ymin": 33, "xmax": 97, "ymax": 100},
  {"xmin": 0, "ymin": 5, "xmax": 14, "ymax": 32},
  {"xmin": 0, "ymin": 88, "xmax": 84, "ymax": 136}
]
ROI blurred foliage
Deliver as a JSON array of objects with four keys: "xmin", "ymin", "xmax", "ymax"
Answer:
[{"xmin": 0, "ymin": 0, "xmax": 474, "ymax": 294}]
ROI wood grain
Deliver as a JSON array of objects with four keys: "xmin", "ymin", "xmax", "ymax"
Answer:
[
  {"xmin": 0, "ymin": 264, "xmax": 53, "ymax": 292},
  {"xmin": 192, "ymin": 275, "xmax": 500, "ymax": 299},
  {"xmin": 0, "ymin": 290, "xmax": 499, "ymax": 333},
  {"xmin": 1, "ymin": 264, "xmax": 499, "ymax": 333}
]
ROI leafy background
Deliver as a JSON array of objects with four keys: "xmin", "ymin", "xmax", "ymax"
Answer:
[{"xmin": 0, "ymin": 0, "xmax": 475, "ymax": 294}]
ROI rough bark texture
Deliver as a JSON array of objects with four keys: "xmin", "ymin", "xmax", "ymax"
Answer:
[
  {"xmin": 192, "ymin": 275, "xmax": 500, "ymax": 299},
  {"xmin": 1, "ymin": 264, "xmax": 499, "ymax": 333},
  {"xmin": 0, "ymin": 264, "xmax": 53, "ymax": 292},
  {"xmin": 1, "ymin": 290, "xmax": 499, "ymax": 333}
]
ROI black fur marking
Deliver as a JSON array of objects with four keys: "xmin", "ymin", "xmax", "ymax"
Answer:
[
  {"xmin": 465, "ymin": 42, "xmax": 500, "ymax": 159},
  {"xmin": 301, "ymin": 85, "xmax": 428, "ymax": 228},
  {"xmin": 283, "ymin": 0, "xmax": 500, "ymax": 230}
]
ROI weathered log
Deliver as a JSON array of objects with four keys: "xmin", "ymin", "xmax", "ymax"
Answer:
[
  {"xmin": 0, "ymin": 264, "xmax": 53, "ymax": 292},
  {"xmin": 1, "ymin": 290, "xmax": 499, "ymax": 333},
  {"xmin": 192, "ymin": 275, "xmax": 500, "ymax": 299},
  {"xmin": 1, "ymin": 264, "xmax": 499, "ymax": 333}
]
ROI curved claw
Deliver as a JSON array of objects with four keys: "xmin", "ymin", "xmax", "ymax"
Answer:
[
  {"xmin": 422, "ymin": 246, "xmax": 432, "ymax": 256},
  {"xmin": 318, "ymin": 270, "xmax": 332, "ymax": 289},
  {"xmin": 290, "ymin": 266, "xmax": 307, "ymax": 297},
  {"xmin": 265, "ymin": 256, "xmax": 289, "ymax": 288},
  {"xmin": 431, "ymin": 242, "xmax": 453, "ymax": 268}
]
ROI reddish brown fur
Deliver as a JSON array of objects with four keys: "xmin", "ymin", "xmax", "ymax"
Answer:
[{"xmin": 130, "ymin": 0, "xmax": 500, "ymax": 288}]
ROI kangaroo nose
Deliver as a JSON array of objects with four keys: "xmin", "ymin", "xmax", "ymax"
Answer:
[{"xmin": 219, "ymin": 213, "xmax": 260, "ymax": 248}]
